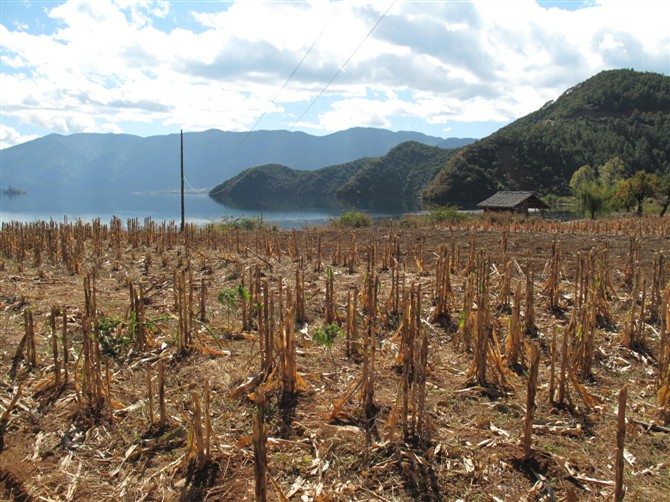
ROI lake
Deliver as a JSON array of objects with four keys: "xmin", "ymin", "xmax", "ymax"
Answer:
[{"xmin": 0, "ymin": 190, "xmax": 424, "ymax": 229}]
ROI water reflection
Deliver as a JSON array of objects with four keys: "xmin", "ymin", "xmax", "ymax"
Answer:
[
  {"xmin": 0, "ymin": 191, "xmax": 425, "ymax": 229},
  {"xmin": 212, "ymin": 194, "xmax": 424, "ymax": 213}
]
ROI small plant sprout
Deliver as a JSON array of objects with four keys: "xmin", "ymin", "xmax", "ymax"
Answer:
[
  {"xmin": 218, "ymin": 284, "xmax": 250, "ymax": 333},
  {"xmin": 312, "ymin": 322, "xmax": 342, "ymax": 361}
]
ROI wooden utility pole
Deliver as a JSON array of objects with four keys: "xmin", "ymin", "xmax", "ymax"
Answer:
[{"xmin": 180, "ymin": 130, "xmax": 185, "ymax": 233}]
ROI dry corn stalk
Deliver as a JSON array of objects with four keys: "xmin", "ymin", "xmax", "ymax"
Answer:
[
  {"xmin": 545, "ymin": 237, "xmax": 561, "ymax": 311},
  {"xmin": 466, "ymin": 251, "xmax": 510, "ymax": 388},
  {"xmin": 147, "ymin": 362, "xmax": 154, "ymax": 426},
  {"xmin": 557, "ymin": 311, "xmax": 575, "ymax": 406},
  {"xmin": 21, "ymin": 308, "xmax": 38, "ymax": 370},
  {"xmin": 385, "ymin": 259, "xmax": 402, "ymax": 319},
  {"xmin": 314, "ymin": 232, "xmax": 323, "ymax": 272},
  {"xmin": 158, "ymin": 361, "xmax": 168, "ymax": 426},
  {"xmin": 522, "ymin": 342, "xmax": 540, "ymax": 459},
  {"xmin": 260, "ymin": 280, "xmax": 273, "ymax": 375},
  {"xmin": 623, "ymin": 270, "xmax": 647, "ymax": 351},
  {"xmin": 648, "ymin": 251, "xmax": 664, "ymax": 322},
  {"xmin": 496, "ymin": 259, "xmax": 513, "ymax": 311},
  {"xmin": 78, "ymin": 312, "xmax": 106, "ymax": 414},
  {"xmin": 658, "ymin": 299, "xmax": 670, "ymax": 423},
  {"xmin": 457, "ymin": 277, "xmax": 475, "ymax": 351},
  {"xmin": 189, "ymin": 390, "xmax": 206, "ymax": 469},
  {"xmin": 280, "ymin": 286, "xmax": 299, "ymax": 395},
  {"xmin": 505, "ymin": 282, "xmax": 524, "ymax": 368},
  {"xmin": 10, "ymin": 309, "xmax": 36, "ymax": 379},
  {"xmin": 524, "ymin": 263, "xmax": 536, "ymax": 335},
  {"xmin": 571, "ymin": 301, "xmax": 597, "ymax": 381},
  {"xmin": 128, "ymin": 280, "xmax": 149, "ymax": 350},
  {"xmin": 204, "ymin": 381, "xmax": 212, "ymax": 459},
  {"xmin": 623, "ymin": 237, "xmax": 640, "ymax": 290},
  {"xmin": 199, "ymin": 277, "xmax": 207, "ymax": 322},
  {"xmin": 0, "ymin": 384, "xmax": 23, "ymax": 453},
  {"xmin": 348, "ymin": 231, "xmax": 357, "ymax": 274},
  {"xmin": 463, "ymin": 231, "xmax": 477, "ymax": 275},
  {"xmin": 400, "ymin": 288, "xmax": 412, "ymax": 441},
  {"xmin": 412, "ymin": 285, "xmax": 429, "ymax": 442},
  {"xmin": 254, "ymin": 388, "xmax": 268, "ymax": 502},
  {"xmin": 51, "ymin": 306, "xmax": 61, "ymax": 387},
  {"xmin": 295, "ymin": 264, "xmax": 307, "ymax": 325},
  {"xmin": 62, "ymin": 306, "xmax": 69, "ymax": 385},
  {"xmin": 466, "ymin": 291, "xmax": 492, "ymax": 387},
  {"xmin": 362, "ymin": 267, "xmax": 378, "ymax": 423},
  {"xmin": 325, "ymin": 267, "xmax": 336, "ymax": 325},
  {"xmin": 175, "ymin": 269, "xmax": 192, "ymax": 353},
  {"xmin": 431, "ymin": 256, "xmax": 453, "ymax": 327},
  {"xmin": 346, "ymin": 288, "xmax": 359, "ymax": 359},
  {"xmin": 549, "ymin": 327, "xmax": 557, "ymax": 404},
  {"xmin": 614, "ymin": 385, "xmax": 627, "ymax": 502}
]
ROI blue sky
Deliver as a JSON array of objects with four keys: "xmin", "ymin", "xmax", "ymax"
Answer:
[{"xmin": 1, "ymin": 0, "xmax": 669, "ymax": 148}]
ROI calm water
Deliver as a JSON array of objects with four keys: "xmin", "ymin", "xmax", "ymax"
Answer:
[{"xmin": 0, "ymin": 190, "xmax": 422, "ymax": 229}]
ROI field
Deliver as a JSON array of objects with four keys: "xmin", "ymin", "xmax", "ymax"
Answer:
[{"xmin": 1, "ymin": 215, "xmax": 669, "ymax": 501}]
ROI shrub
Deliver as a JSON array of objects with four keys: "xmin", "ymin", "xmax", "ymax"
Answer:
[
  {"xmin": 210, "ymin": 216, "xmax": 266, "ymax": 231},
  {"xmin": 426, "ymin": 205, "xmax": 469, "ymax": 224},
  {"xmin": 337, "ymin": 211, "xmax": 372, "ymax": 228}
]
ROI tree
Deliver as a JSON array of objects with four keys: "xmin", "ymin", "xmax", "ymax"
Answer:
[
  {"xmin": 613, "ymin": 179, "xmax": 636, "ymax": 212},
  {"xmin": 599, "ymin": 157, "xmax": 626, "ymax": 187},
  {"xmin": 620, "ymin": 170, "xmax": 659, "ymax": 215},
  {"xmin": 657, "ymin": 172, "xmax": 670, "ymax": 217},
  {"xmin": 576, "ymin": 181, "xmax": 609, "ymax": 219},
  {"xmin": 570, "ymin": 164, "xmax": 611, "ymax": 219},
  {"xmin": 570, "ymin": 164, "xmax": 597, "ymax": 193}
]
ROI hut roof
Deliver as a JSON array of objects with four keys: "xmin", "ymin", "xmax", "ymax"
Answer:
[{"xmin": 476, "ymin": 191, "xmax": 549, "ymax": 210}]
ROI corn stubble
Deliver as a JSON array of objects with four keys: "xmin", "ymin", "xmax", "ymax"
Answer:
[{"xmin": 1, "ymin": 216, "xmax": 669, "ymax": 500}]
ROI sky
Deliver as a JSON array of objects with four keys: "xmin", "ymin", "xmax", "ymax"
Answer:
[{"xmin": 0, "ymin": 0, "xmax": 669, "ymax": 149}]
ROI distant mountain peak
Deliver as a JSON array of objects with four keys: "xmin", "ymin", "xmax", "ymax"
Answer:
[{"xmin": 1, "ymin": 127, "xmax": 472, "ymax": 198}]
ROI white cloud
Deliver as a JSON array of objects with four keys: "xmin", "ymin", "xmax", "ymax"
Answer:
[
  {"xmin": 0, "ymin": 0, "xmax": 667, "ymax": 140},
  {"xmin": 0, "ymin": 124, "xmax": 39, "ymax": 148}
]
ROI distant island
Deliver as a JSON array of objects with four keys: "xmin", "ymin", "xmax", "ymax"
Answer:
[{"xmin": 3, "ymin": 185, "xmax": 27, "ymax": 196}]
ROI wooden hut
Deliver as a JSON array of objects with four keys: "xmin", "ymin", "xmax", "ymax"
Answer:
[{"xmin": 476, "ymin": 191, "xmax": 549, "ymax": 216}]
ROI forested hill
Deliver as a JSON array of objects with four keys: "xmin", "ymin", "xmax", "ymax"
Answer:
[
  {"xmin": 423, "ymin": 69, "xmax": 670, "ymax": 207},
  {"xmin": 209, "ymin": 160, "xmax": 367, "ymax": 209},
  {"xmin": 209, "ymin": 142, "xmax": 457, "ymax": 208}
]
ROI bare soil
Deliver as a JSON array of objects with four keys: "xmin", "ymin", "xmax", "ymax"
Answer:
[{"xmin": 1, "ymin": 216, "xmax": 669, "ymax": 501}]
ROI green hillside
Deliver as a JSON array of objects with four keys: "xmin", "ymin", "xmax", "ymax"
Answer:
[
  {"xmin": 209, "ymin": 141, "xmax": 457, "ymax": 209},
  {"xmin": 423, "ymin": 69, "xmax": 670, "ymax": 207},
  {"xmin": 336, "ymin": 142, "xmax": 457, "ymax": 202},
  {"xmin": 210, "ymin": 69, "xmax": 670, "ymax": 210},
  {"xmin": 208, "ymin": 160, "xmax": 368, "ymax": 209}
]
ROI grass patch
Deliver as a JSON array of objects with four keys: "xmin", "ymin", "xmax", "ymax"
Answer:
[
  {"xmin": 333, "ymin": 210, "xmax": 373, "ymax": 228},
  {"xmin": 425, "ymin": 204, "xmax": 470, "ymax": 224},
  {"xmin": 208, "ymin": 216, "xmax": 267, "ymax": 231}
]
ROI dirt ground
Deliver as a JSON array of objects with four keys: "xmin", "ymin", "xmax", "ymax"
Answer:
[{"xmin": 1, "ymin": 216, "xmax": 669, "ymax": 501}]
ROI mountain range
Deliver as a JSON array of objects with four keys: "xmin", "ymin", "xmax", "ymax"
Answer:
[
  {"xmin": 214, "ymin": 69, "xmax": 670, "ymax": 209},
  {"xmin": 3, "ymin": 69, "xmax": 668, "ymax": 212},
  {"xmin": 0, "ymin": 128, "xmax": 472, "ymax": 198}
]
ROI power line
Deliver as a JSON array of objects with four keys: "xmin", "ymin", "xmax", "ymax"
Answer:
[
  {"xmin": 203, "ymin": 1, "xmax": 345, "ymax": 191},
  {"xmin": 208, "ymin": 0, "xmax": 396, "ymax": 197},
  {"xmin": 290, "ymin": 0, "xmax": 396, "ymax": 130}
]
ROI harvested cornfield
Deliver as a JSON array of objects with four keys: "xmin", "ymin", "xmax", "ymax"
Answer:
[{"xmin": 1, "ymin": 216, "xmax": 669, "ymax": 501}]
